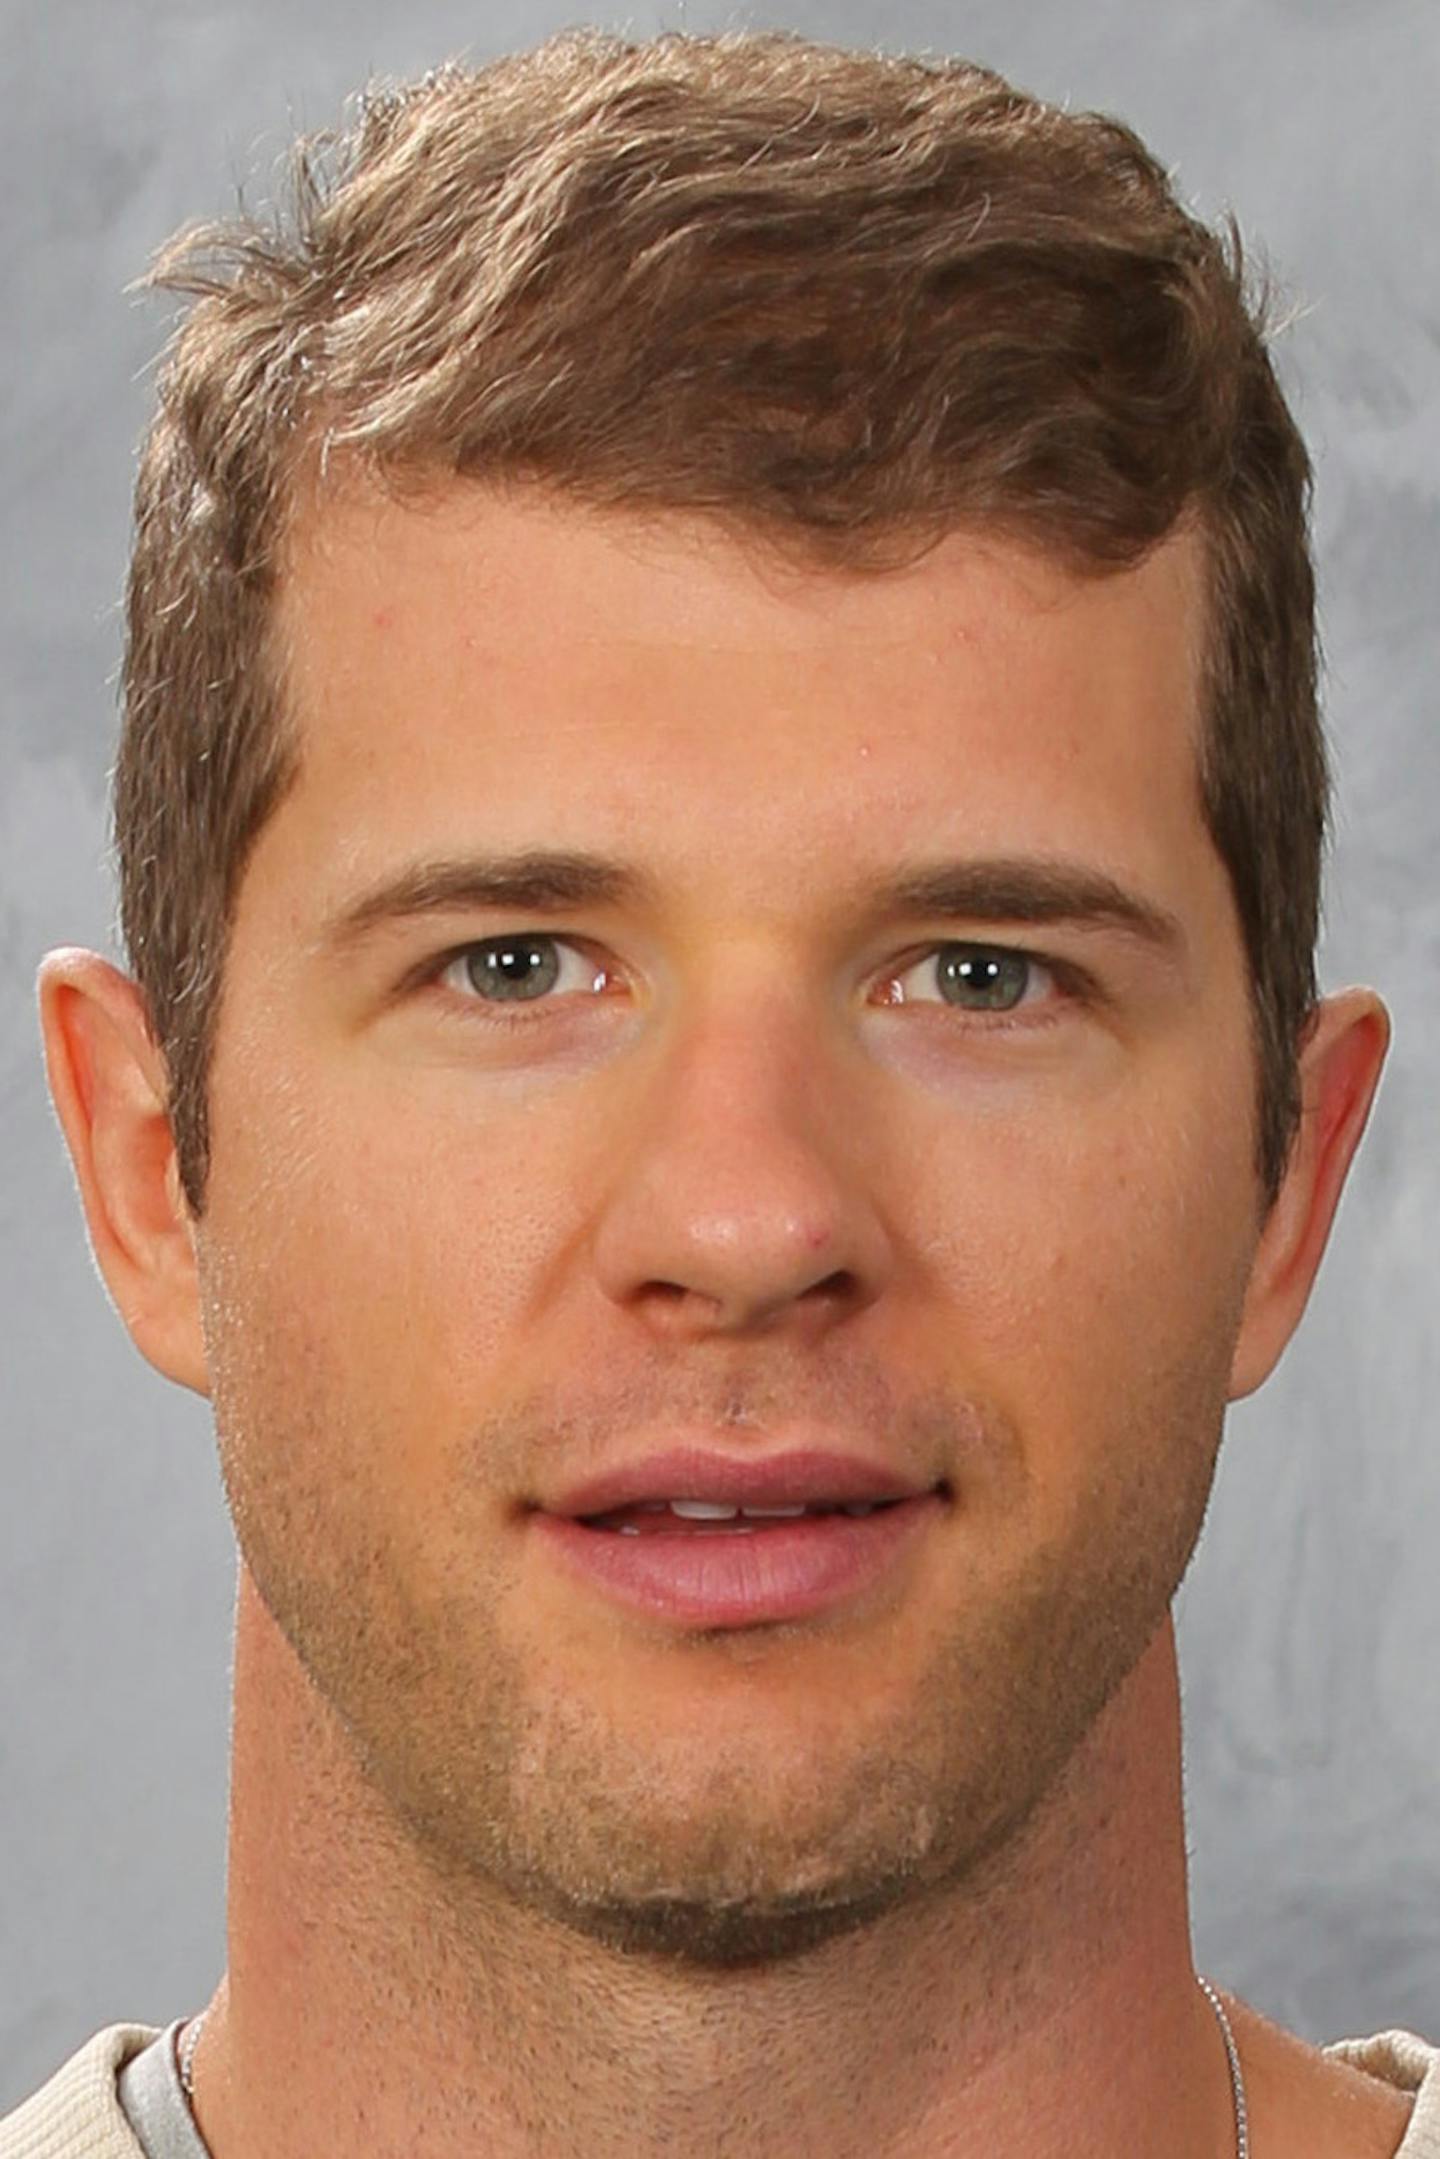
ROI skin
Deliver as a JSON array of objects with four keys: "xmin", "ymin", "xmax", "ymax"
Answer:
[{"xmin": 40, "ymin": 485, "xmax": 1408, "ymax": 2158}]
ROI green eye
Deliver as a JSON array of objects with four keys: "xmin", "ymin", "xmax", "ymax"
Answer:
[
  {"xmin": 883, "ymin": 942, "xmax": 1057, "ymax": 1016},
  {"xmin": 456, "ymin": 935, "xmax": 564, "ymax": 1003},
  {"xmin": 934, "ymin": 947, "xmax": 1034, "ymax": 1011},
  {"xmin": 444, "ymin": 935, "xmax": 612, "ymax": 1007}
]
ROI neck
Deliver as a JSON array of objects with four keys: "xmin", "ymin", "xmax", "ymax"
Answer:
[{"xmin": 190, "ymin": 1572, "xmax": 1232, "ymax": 2159}]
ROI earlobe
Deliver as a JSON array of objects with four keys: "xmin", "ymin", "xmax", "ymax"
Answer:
[
  {"xmin": 1228, "ymin": 988, "xmax": 1391, "ymax": 1402},
  {"xmin": 37, "ymin": 948, "xmax": 211, "ymax": 1397}
]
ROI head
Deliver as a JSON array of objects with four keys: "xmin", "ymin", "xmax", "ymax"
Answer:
[
  {"xmin": 43, "ymin": 31, "xmax": 1387, "ymax": 1974},
  {"xmin": 119, "ymin": 28, "xmax": 1323, "ymax": 1222}
]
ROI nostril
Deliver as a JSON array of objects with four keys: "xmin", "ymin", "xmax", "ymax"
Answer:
[{"xmin": 805, "ymin": 1269, "xmax": 858, "ymax": 1300}]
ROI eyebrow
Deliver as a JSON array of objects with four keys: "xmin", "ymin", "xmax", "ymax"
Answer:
[{"xmin": 317, "ymin": 848, "xmax": 1187, "ymax": 968}]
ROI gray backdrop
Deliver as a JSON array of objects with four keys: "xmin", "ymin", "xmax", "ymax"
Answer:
[{"xmin": 2, "ymin": 0, "xmax": 1436, "ymax": 2109}]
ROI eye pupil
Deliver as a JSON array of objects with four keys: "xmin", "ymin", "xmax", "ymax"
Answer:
[
  {"xmin": 937, "ymin": 947, "xmax": 1029, "ymax": 1010},
  {"xmin": 464, "ymin": 937, "xmax": 561, "ymax": 1002}
]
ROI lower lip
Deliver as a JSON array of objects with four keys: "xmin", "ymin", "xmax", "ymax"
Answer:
[{"xmin": 530, "ymin": 1495, "xmax": 947, "ymax": 1628}]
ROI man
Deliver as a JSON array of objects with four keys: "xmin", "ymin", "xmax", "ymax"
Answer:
[{"xmin": 3, "ymin": 26, "xmax": 1434, "ymax": 2158}]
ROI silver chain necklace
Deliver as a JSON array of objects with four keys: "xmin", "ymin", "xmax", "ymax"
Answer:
[
  {"xmin": 1198, "ymin": 1974, "xmax": 1251, "ymax": 2159},
  {"xmin": 178, "ymin": 2010, "xmax": 204, "ymax": 2101},
  {"xmin": 178, "ymin": 1974, "xmax": 1248, "ymax": 2155}
]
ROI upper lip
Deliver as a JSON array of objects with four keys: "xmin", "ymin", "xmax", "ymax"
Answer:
[{"xmin": 540, "ymin": 1447, "xmax": 944, "ymax": 1518}]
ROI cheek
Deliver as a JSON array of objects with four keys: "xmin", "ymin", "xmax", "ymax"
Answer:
[
  {"xmin": 203, "ymin": 1057, "xmax": 582, "ymax": 1423},
  {"xmin": 910, "ymin": 1079, "xmax": 1257, "ymax": 1456}
]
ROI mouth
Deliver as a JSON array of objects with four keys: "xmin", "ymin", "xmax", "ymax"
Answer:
[
  {"xmin": 530, "ymin": 1485, "xmax": 950, "ymax": 1629},
  {"xmin": 575, "ymin": 1494, "xmax": 912, "ymax": 1531},
  {"xmin": 541, "ymin": 1443, "xmax": 943, "ymax": 1519}
]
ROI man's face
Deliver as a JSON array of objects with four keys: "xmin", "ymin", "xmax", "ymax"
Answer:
[{"xmin": 195, "ymin": 486, "xmax": 1261, "ymax": 1966}]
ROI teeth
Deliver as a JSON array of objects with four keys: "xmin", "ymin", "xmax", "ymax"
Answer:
[
  {"xmin": 662, "ymin": 1500, "xmax": 871, "ymax": 1519},
  {"xmin": 622, "ymin": 1498, "xmax": 894, "ymax": 1522}
]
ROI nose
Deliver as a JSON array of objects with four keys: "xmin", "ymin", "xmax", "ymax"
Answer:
[{"xmin": 589, "ymin": 988, "xmax": 894, "ymax": 1342}]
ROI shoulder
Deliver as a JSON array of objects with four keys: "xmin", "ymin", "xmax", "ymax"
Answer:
[
  {"xmin": 1221, "ymin": 1991, "xmax": 1435, "ymax": 2159},
  {"xmin": 1324, "ymin": 2029, "xmax": 1440, "ymax": 2158},
  {"xmin": 0, "ymin": 2025, "xmax": 157, "ymax": 2159}
]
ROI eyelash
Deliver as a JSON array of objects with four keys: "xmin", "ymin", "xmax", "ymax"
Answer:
[{"xmin": 415, "ymin": 934, "xmax": 1093, "ymax": 1034}]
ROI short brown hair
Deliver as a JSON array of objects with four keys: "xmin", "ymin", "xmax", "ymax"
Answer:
[{"xmin": 117, "ymin": 28, "xmax": 1324, "ymax": 1217}]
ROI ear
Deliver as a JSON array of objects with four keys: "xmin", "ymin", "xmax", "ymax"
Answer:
[
  {"xmin": 37, "ymin": 948, "xmax": 210, "ymax": 1396},
  {"xmin": 1228, "ymin": 987, "xmax": 1390, "ymax": 1401}
]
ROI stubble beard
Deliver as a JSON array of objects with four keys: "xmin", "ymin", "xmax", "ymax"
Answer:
[{"xmin": 208, "ymin": 1306, "xmax": 1232, "ymax": 1978}]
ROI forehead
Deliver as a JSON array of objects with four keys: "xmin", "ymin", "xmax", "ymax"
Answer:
[
  {"xmin": 265, "ymin": 482, "xmax": 1214, "ymax": 921},
  {"xmin": 279, "ymin": 479, "xmax": 1206, "ymax": 682}
]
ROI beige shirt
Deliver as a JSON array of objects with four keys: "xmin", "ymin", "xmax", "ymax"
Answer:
[{"xmin": 3, "ymin": 2020, "xmax": 1439, "ymax": 2156}]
